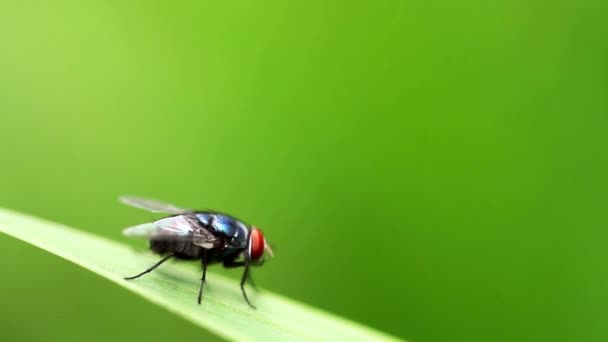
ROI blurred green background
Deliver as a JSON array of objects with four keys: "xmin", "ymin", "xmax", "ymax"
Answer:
[{"xmin": 0, "ymin": 1, "xmax": 607, "ymax": 341}]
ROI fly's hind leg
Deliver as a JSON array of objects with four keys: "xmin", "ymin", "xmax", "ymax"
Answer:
[
  {"xmin": 198, "ymin": 250, "xmax": 208, "ymax": 304},
  {"xmin": 124, "ymin": 254, "xmax": 174, "ymax": 280}
]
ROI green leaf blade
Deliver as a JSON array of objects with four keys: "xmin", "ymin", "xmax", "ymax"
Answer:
[{"xmin": 0, "ymin": 208, "xmax": 402, "ymax": 342}]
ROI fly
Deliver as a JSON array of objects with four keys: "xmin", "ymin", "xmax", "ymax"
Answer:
[{"xmin": 120, "ymin": 196, "xmax": 273, "ymax": 308}]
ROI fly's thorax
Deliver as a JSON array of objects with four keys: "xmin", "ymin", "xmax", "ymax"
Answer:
[{"xmin": 195, "ymin": 212, "xmax": 249, "ymax": 249}]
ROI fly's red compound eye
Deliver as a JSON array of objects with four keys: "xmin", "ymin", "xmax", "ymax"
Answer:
[{"xmin": 249, "ymin": 227, "xmax": 265, "ymax": 262}]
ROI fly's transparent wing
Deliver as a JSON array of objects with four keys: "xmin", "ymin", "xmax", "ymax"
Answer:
[
  {"xmin": 123, "ymin": 215, "xmax": 221, "ymax": 249},
  {"xmin": 119, "ymin": 196, "xmax": 191, "ymax": 214},
  {"xmin": 123, "ymin": 216, "xmax": 194, "ymax": 239}
]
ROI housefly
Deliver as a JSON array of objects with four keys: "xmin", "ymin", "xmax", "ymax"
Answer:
[{"xmin": 120, "ymin": 196, "xmax": 273, "ymax": 308}]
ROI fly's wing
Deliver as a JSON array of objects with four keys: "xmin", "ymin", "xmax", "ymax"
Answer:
[
  {"xmin": 192, "ymin": 227, "xmax": 221, "ymax": 249},
  {"xmin": 119, "ymin": 196, "xmax": 192, "ymax": 214},
  {"xmin": 123, "ymin": 216, "xmax": 194, "ymax": 240},
  {"xmin": 123, "ymin": 215, "xmax": 221, "ymax": 249}
]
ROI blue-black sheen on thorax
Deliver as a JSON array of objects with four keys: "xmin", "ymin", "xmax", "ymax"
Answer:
[{"xmin": 195, "ymin": 212, "xmax": 248, "ymax": 249}]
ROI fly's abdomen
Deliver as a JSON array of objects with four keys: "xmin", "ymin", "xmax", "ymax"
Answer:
[{"xmin": 150, "ymin": 239, "xmax": 202, "ymax": 260}]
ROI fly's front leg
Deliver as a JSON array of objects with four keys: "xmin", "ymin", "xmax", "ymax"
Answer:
[
  {"xmin": 223, "ymin": 260, "xmax": 245, "ymax": 268},
  {"xmin": 224, "ymin": 260, "xmax": 257, "ymax": 307},
  {"xmin": 246, "ymin": 272, "xmax": 257, "ymax": 290},
  {"xmin": 240, "ymin": 263, "xmax": 255, "ymax": 309},
  {"xmin": 222, "ymin": 260, "xmax": 256, "ymax": 288}
]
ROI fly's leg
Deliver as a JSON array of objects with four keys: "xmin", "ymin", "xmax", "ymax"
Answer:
[
  {"xmin": 124, "ymin": 254, "xmax": 174, "ymax": 280},
  {"xmin": 246, "ymin": 272, "xmax": 257, "ymax": 290},
  {"xmin": 240, "ymin": 263, "xmax": 255, "ymax": 309},
  {"xmin": 223, "ymin": 260, "xmax": 257, "ymax": 307},
  {"xmin": 223, "ymin": 260, "xmax": 246, "ymax": 268},
  {"xmin": 222, "ymin": 260, "xmax": 255, "ymax": 287},
  {"xmin": 198, "ymin": 250, "xmax": 208, "ymax": 304}
]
